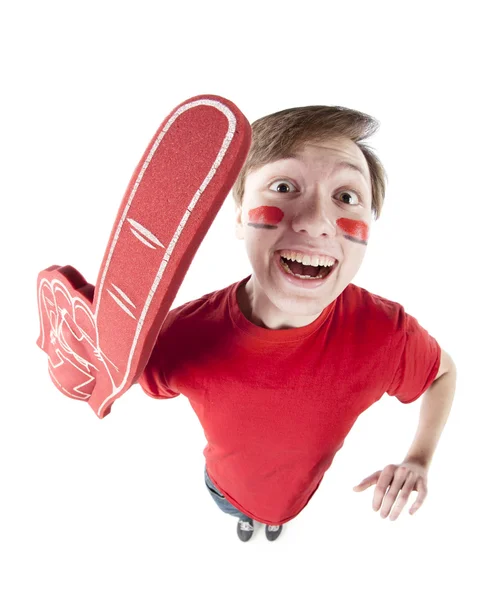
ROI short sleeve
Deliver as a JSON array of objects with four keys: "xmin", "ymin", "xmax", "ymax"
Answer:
[
  {"xmin": 386, "ymin": 311, "xmax": 441, "ymax": 404},
  {"xmin": 137, "ymin": 336, "xmax": 180, "ymax": 399}
]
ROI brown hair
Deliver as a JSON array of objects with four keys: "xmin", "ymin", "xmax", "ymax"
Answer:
[{"xmin": 232, "ymin": 105, "xmax": 388, "ymax": 220}]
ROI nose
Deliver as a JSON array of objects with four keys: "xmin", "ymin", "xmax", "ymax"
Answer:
[{"xmin": 290, "ymin": 196, "xmax": 336, "ymax": 238}]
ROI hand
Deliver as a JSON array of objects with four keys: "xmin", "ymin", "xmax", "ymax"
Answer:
[
  {"xmin": 36, "ymin": 95, "xmax": 251, "ymax": 419},
  {"xmin": 352, "ymin": 461, "xmax": 428, "ymax": 521}
]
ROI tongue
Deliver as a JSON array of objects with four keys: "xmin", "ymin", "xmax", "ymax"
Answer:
[{"xmin": 289, "ymin": 262, "xmax": 320, "ymax": 277}]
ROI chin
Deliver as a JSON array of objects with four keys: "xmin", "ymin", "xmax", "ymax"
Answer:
[
  {"xmin": 270, "ymin": 288, "xmax": 334, "ymax": 317},
  {"xmin": 270, "ymin": 265, "xmax": 349, "ymax": 311}
]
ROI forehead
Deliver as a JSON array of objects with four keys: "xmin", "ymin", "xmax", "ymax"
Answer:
[{"xmin": 247, "ymin": 138, "xmax": 370, "ymax": 185}]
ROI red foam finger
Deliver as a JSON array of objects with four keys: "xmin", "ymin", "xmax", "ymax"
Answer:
[{"xmin": 37, "ymin": 95, "xmax": 251, "ymax": 418}]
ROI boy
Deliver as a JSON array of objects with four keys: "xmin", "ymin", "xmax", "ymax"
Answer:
[{"xmin": 138, "ymin": 104, "xmax": 456, "ymax": 542}]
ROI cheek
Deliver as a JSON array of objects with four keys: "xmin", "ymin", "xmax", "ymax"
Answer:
[
  {"xmin": 247, "ymin": 206, "xmax": 284, "ymax": 229},
  {"xmin": 336, "ymin": 218, "xmax": 369, "ymax": 245}
]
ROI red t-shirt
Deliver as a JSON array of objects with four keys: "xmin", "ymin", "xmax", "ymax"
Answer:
[{"xmin": 139, "ymin": 275, "xmax": 441, "ymax": 525}]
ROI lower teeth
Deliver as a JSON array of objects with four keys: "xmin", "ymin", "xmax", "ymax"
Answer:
[{"xmin": 281, "ymin": 260, "xmax": 325, "ymax": 279}]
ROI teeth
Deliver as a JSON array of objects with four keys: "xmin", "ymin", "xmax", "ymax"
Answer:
[
  {"xmin": 279, "ymin": 250, "xmax": 335, "ymax": 267},
  {"xmin": 280, "ymin": 259, "xmax": 326, "ymax": 279}
]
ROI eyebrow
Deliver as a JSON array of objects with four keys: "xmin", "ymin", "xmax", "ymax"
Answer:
[{"xmin": 333, "ymin": 161, "xmax": 368, "ymax": 181}]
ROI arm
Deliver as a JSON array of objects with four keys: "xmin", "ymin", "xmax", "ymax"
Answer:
[
  {"xmin": 402, "ymin": 348, "xmax": 457, "ymax": 468},
  {"xmin": 353, "ymin": 348, "xmax": 457, "ymax": 520}
]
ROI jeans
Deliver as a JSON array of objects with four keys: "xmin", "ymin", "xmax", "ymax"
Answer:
[{"xmin": 204, "ymin": 465, "xmax": 251, "ymax": 520}]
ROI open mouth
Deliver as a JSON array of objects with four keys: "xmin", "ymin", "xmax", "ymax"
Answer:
[{"xmin": 279, "ymin": 255, "xmax": 337, "ymax": 280}]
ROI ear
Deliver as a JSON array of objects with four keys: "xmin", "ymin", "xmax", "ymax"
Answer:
[{"xmin": 235, "ymin": 204, "xmax": 244, "ymax": 240}]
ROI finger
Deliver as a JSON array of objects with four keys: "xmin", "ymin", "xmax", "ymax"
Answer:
[
  {"xmin": 91, "ymin": 96, "xmax": 251, "ymax": 417},
  {"xmin": 353, "ymin": 471, "xmax": 382, "ymax": 491},
  {"xmin": 372, "ymin": 465, "xmax": 397, "ymax": 512},
  {"xmin": 379, "ymin": 467, "xmax": 410, "ymax": 518},
  {"xmin": 389, "ymin": 471, "xmax": 417, "ymax": 520},
  {"xmin": 409, "ymin": 477, "xmax": 428, "ymax": 514}
]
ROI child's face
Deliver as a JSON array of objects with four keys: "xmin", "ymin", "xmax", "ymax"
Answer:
[{"xmin": 235, "ymin": 137, "xmax": 373, "ymax": 324}]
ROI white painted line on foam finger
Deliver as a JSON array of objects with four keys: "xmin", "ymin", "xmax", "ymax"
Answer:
[
  {"xmin": 107, "ymin": 289, "xmax": 137, "ymax": 319},
  {"xmin": 127, "ymin": 218, "xmax": 165, "ymax": 248},
  {"xmin": 110, "ymin": 283, "xmax": 136, "ymax": 308},
  {"xmin": 129, "ymin": 228, "xmax": 157, "ymax": 248}
]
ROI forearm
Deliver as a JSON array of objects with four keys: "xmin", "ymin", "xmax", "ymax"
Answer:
[{"xmin": 403, "ymin": 367, "xmax": 457, "ymax": 469}]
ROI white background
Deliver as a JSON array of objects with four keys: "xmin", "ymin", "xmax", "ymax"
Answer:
[{"xmin": 1, "ymin": 1, "xmax": 477, "ymax": 598}]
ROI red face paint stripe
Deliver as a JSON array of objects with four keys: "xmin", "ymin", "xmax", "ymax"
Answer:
[
  {"xmin": 336, "ymin": 218, "xmax": 369, "ymax": 242},
  {"xmin": 248, "ymin": 206, "xmax": 284, "ymax": 227}
]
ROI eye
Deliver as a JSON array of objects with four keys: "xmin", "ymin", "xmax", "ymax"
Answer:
[
  {"xmin": 337, "ymin": 190, "xmax": 360, "ymax": 206},
  {"xmin": 268, "ymin": 179, "xmax": 297, "ymax": 193}
]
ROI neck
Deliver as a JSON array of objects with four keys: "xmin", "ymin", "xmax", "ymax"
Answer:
[{"xmin": 237, "ymin": 276, "xmax": 323, "ymax": 330}]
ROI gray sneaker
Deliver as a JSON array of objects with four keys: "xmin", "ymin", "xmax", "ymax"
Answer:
[
  {"xmin": 265, "ymin": 524, "xmax": 283, "ymax": 541},
  {"xmin": 237, "ymin": 517, "xmax": 254, "ymax": 542}
]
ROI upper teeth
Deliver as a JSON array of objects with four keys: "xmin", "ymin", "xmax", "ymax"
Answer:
[{"xmin": 279, "ymin": 250, "xmax": 336, "ymax": 267}]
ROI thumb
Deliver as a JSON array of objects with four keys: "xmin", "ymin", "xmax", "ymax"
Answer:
[
  {"xmin": 352, "ymin": 473, "xmax": 379, "ymax": 491},
  {"xmin": 353, "ymin": 482, "xmax": 371, "ymax": 492}
]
